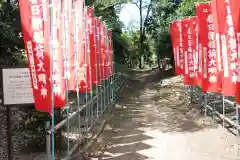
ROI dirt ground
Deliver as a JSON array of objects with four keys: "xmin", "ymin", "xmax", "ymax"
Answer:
[{"xmin": 84, "ymin": 70, "xmax": 240, "ymax": 160}]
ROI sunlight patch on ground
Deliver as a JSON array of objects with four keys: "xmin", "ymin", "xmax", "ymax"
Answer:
[
  {"xmin": 112, "ymin": 133, "xmax": 142, "ymax": 139},
  {"xmin": 61, "ymin": 132, "xmax": 82, "ymax": 141},
  {"xmin": 141, "ymin": 138, "xmax": 167, "ymax": 149},
  {"xmin": 89, "ymin": 73, "xmax": 240, "ymax": 160},
  {"xmin": 97, "ymin": 125, "xmax": 240, "ymax": 160},
  {"xmin": 136, "ymin": 127, "xmax": 240, "ymax": 160},
  {"xmin": 106, "ymin": 141, "xmax": 142, "ymax": 149},
  {"xmin": 101, "ymin": 151, "xmax": 131, "ymax": 159}
]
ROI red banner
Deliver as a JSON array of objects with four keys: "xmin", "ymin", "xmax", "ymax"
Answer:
[
  {"xmin": 99, "ymin": 21, "xmax": 104, "ymax": 81},
  {"xmin": 108, "ymin": 30, "xmax": 113, "ymax": 76},
  {"xmin": 176, "ymin": 20, "xmax": 183, "ymax": 75},
  {"xmin": 189, "ymin": 16, "xmax": 198, "ymax": 86},
  {"xmin": 190, "ymin": 16, "xmax": 200, "ymax": 86},
  {"xmin": 79, "ymin": 8, "xmax": 91, "ymax": 92},
  {"xmin": 181, "ymin": 18, "xmax": 195, "ymax": 85},
  {"xmin": 196, "ymin": 4, "xmax": 206, "ymax": 89},
  {"xmin": 87, "ymin": 8, "xmax": 98, "ymax": 85},
  {"xmin": 103, "ymin": 24, "xmax": 109, "ymax": 79},
  {"xmin": 94, "ymin": 18, "xmax": 101, "ymax": 84},
  {"xmin": 227, "ymin": 0, "xmax": 240, "ymax": 103},
  {"xmin": 196, "ymin": 3, "xmax": 220, "ymax": 93},
  {"xmin": 100, "ymin": 21, "xmax": 108, "ymax": 80},
  {"xmin": 96, "ymin": 18, "xmax": 102, "ymax": 83},
  {"xmin": 19, "ymin": 0, "xmax": 66, "ymax": 112},
  {"xmin": 65, "ymin": 1, "xmax": 76, "ymax": 91},
  {"xmin": 211, "ymin": 0, "xmax": 223, "ymax": 93},
  {"xmin": 73, "ymin": 0, "xmax": 84, "ymax": 90},
  {"xmin": 215, "ymin": 0, "xmax": 237, "ymax": 96},
  {"xmin": 105, "ymin": 27, "xmax": 110, "ymax": 78},
  {"xmin": 195, "ymin": 6, "xmax": 203, "ymax": 88},
  {"xmin": 170, "ymin": 20, "xmax": 182, "ymax": 75},
  {"xmin": 48, "ymin": 0, "xmax": 66, "ymax": 108},
  {"xmin": 196, "ymin": 4, "xmax": 208, "ymax": 88},
  {"xmin": 178, "ymin": 20, "xmax": 184, "ymax": 75}
]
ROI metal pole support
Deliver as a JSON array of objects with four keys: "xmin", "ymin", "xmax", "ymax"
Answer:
[
  {"xmin": 204, "ymin": 93, "xmax": 208, "ymax": 117},
  {"xmin": 7, "ymin": 107, "xmax": 13, "ymax": 160},
  {"xmin": 46, "ymin": 121, "xmax": 51, "ymax": 160}
]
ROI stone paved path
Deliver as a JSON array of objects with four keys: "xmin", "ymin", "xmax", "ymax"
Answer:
[{"xmin": 86, "ymin": 70, "xmax": 240, "ymax": 160}]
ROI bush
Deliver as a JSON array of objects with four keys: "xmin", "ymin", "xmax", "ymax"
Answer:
[{"xmin": 18, "ymin": 110, "xmax": 50, "ymax": 152}]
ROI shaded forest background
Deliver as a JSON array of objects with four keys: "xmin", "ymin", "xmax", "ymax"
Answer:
[{"xmin": 0, "ymin": 0, "xmax": 208, "ymax": 151}]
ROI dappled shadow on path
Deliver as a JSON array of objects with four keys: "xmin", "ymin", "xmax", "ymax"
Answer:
[
  {"xmin": 84, "ymin": 70, "xmax": 215, "ymax": 160},
  {"xmin": 115, "ymin": 71, "xmax": 211, "ymax": 133}
]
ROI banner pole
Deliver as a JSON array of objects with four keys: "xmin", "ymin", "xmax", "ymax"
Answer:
[
  {"xmin": 105, "ymin": 26, "xmax": 109, "ymax": 106},
  {"xmin": 73, "ymin": 0, "xmax": 80, "ymax": 140},
  {"xmin": 88, "ymin": 8, "xmax": 93, "ymax": 128},
  {"xmin": 6, "ymin": 107, "xmax": 13, "ymax": 160},
  {"xmin": 62, "ymin": 0, "xmax": 70, "ymax": 153},
  {"xmin": 83, "ymin": 6, "xmax": 88, "ymax": 135},
  {"xmin": 99, "ymin": 20, "xmax": 103, "ymax": 115},
  {"xmin": 102, "ymin": 22, "xmax": 106, "ymax": 112},
  {"xmin": 93, "ymin": 18, "xmax": 99, "ymax": 119},
  {"xmin": 49, "ymin": 0, "xmax": 55, "ymax": 159},
  {"xmin": 110, "ymin": 31, "xmax": 114, "ymax": 101},
  {"xmin": 190, "ymin": 85, "xmax": 193, "ymax": 104},
  {"xmin": 46, "ymin": 121, "xmax": 51, "ymax": 160},
  {"xmin": 222, "ymin": 95, "xmax": 225, "ymax": 127},
  {"xmin": 86, "ymin": 8, "xmax": 93, "ymax": 136},
  {"xmin": 236, "ymin": 104, "xmax": 239, "ymax": 136},
  {"xmin": 204, "ymin": 93, "xmax": 208, "ymax": 117},
  {"xmin": 212, "ymin": 93, "xmax": 216, "ymax": 123}
]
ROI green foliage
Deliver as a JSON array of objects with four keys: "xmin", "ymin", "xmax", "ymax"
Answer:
[
  {"xmin": 0, "ymin": 0, "xmax": 130, "ymax": 66},
  {"xmin": 176, "ymin": 0, "xmax": 208, "ymax": 18},
  {"xmin": 17, "ymin": 110, "xmax": 50, "ymax": 151},
  {"xmin": 145, "ymin": 0, "xmax": 208, "ymax": 68},
  {"xmin": 92, "ymin": 1, "xmax": 131, "ymax": 64},
  {"xmin": 86, "ymin": 0, "xmax": 130, "ymax": 7},
  {"xmin": 0, "ymin": 1, "xmax": 27, "ymax": 66}
]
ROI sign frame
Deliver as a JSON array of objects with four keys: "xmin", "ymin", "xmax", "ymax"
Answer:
[
  {"xmin": 0, "ymin": 66, "xmax": 35, "ymax": 160},
  {"xmin": 1, "ymin": 66, "xmax": 35, "ymax": 107}
]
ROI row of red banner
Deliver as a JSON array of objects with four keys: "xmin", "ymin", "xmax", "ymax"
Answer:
[
  {"xmin": 170, "ymin": 0, "xmax": 240, "ymax": 103},
  {"xmin": 19, "ymin": 0, "xmax": 113, "ymax": 112}
]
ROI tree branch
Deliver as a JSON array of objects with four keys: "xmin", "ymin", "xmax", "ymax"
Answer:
[
  {"xmin": 101, "ymin": 0, "xmax": 131, "ymax": 10},
  {"xmin": 142, "ymin": 3, "xmax": 152, "ymax": 34},
  {"xmin": 132, "ymin": 1, "xmax": 140, "ymax": 9}
]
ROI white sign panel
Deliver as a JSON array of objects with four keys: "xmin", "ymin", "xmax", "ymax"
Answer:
[{"xmin": 2, "ymin": 68, "xmax": 34, "ymax": 105}]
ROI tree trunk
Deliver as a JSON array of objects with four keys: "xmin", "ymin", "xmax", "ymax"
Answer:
[
  {"xmin": 138, "ymin": 57, "xmax": 142, "ymax": 69},
  {"xmin": 157, "ymin": 57, "xmax": 160, "ymax": 69},
  {"xmin": 139, "ymin": 0, "xmax": 144, "ymax": 69}
]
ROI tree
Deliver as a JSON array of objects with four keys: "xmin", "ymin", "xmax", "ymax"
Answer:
[
  {"xmin": 93, "ymin": 1, "xmax": 130, "ymax": 64},
  {"xmin": 0, "ymin": 0, "xmax": 26, "ymax": 66},
  {"xmin": 131, "ymin": 0, "xmax": 152, "ymax": 68},
  {"xmin": 145, "ymin": 0, "xmax": 208, "ymax": 71}
]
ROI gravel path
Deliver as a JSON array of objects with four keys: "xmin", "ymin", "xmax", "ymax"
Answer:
[{"xmin": 86, "ymin": 70, "xmax": 240, "ymax": 160}]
